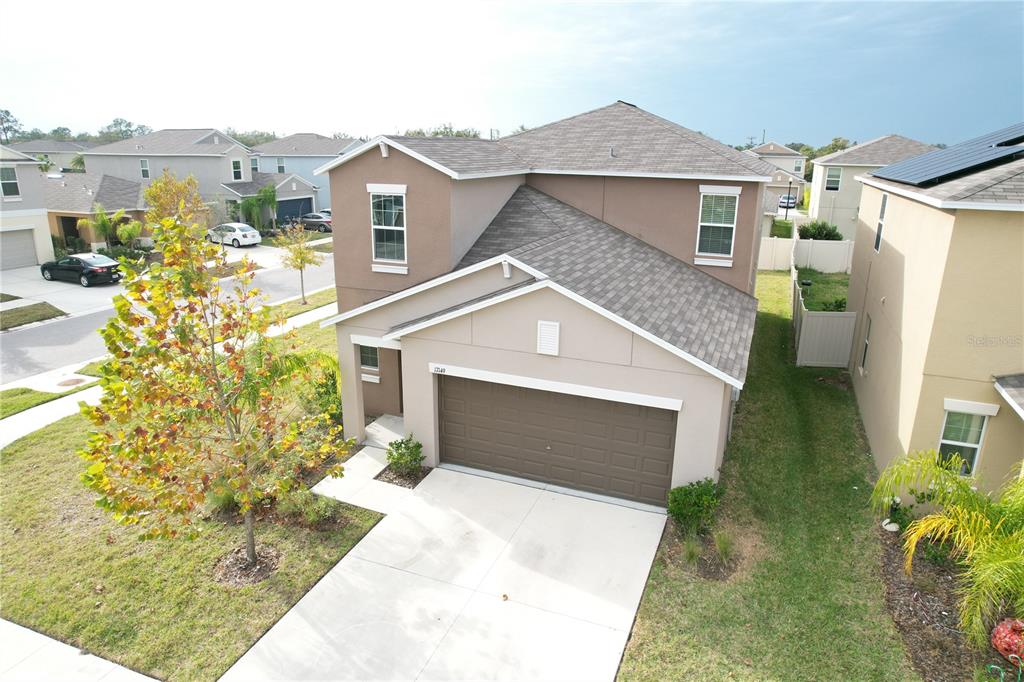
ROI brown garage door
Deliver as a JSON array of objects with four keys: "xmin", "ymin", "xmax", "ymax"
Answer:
[{"xmin": 438, "ymin": 375, "xmax": 675, "ymax": 506}]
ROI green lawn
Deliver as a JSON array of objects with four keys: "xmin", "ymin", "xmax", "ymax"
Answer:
[
  {"xmin": 0, "ymin": 302, "xmax": 65, "ymax": 330},
  {"xmin": 312, "ymin": 242, "xmax": 334, "ymax": 254},
  {"xmin": 0, "ymin": 293, "xmax": 19, "ymax": 303},
  {"xmin": 0, "ymin": 413, "xmax": 380, "ymax": 680},
  {"xmin": 796, "ymin": 267, "xmax": 850, "ymax": 311},
  {"xmin": 269, "ymin": 288, "xmax": 337, "ymax": 320},
  {"xmin": 0, "ymin": 383, "xmax": 97, "ymax": 419},
  {"xmin": 770, "ymin": 219, "xmax": 793, "ymax": 238},
  {"xmin": 618, "ymin": 271, "xmax": 913, "ymax": 681}
]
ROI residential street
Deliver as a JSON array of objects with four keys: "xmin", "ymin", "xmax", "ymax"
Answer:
[{"xmin": 0, "ymin": 255, "xmax": 336, "ymax": 383}]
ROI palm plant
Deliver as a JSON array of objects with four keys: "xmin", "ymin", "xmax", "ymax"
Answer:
[
  {"xmin": 256, "ymin": 185, "xmax": 277, "ymax": 231},
  {"xmin": 69, "ymin": 153, "xmax": 86, "ymax": 172},
  {"xmin": 77, "ymin": 203, "xmax": 136, "ymax": 246},
  {"xmin": 872, "ymin": 451, "xmax": 1024, "ymax": 647},
  {"xmin": 239, "ymin": 197, "xmax": 261, "ymax": 231}
]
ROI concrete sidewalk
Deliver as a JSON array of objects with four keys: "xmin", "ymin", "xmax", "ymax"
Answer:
[{"xmin": 0, "ymin": 619, "xmax": 155, "ymax": 681}]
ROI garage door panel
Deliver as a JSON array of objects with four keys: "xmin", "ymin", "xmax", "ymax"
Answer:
[
  {"xmin": 1, "ymin": 230, "xmax": 38, "ymax": 270},
  {"xmin": 438, "ymin": 376, "xmax": 675, "ymax": 506}
]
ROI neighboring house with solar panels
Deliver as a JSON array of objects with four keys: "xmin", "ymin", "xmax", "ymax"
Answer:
[
  {"xmin": 809, "ymin": 135, "xmax": 936, "ymax": 238},
  {"xmin": 313, "ymin": 101, "xmax": 777, "ymax": 508},
  {"xmin": 847, "ymin": 122, "xmax": 1024, "ymax": 490},
  {"xmin": 251, "ymin": 134, "xmax": 358, "ymax": 214}
]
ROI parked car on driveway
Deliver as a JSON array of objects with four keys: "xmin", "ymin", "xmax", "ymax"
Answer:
[
  {"xmin": 778, "ymin": 194, "xmax": 798, "ymax": 209},
  {"xmin": 40, "ymin": 253, "xmax": 122, "ymax": 287},
  {"xmin": 320, "ymin": 209, "xmax": 331, "ymax": 217},
  {"xmin": 207, "ymin": 223, "xmax": 262, "ymax": 247},
  {"xmin": 300, "ymin": 213, "xmax": 332, "ymax": 232}
]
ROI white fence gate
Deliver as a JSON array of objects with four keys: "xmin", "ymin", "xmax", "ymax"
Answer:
[
  {"xmin": 791, "ymin": 272, "xmax": 857, "ymax": 367},
  {"xmin": 759, "ymin": 237, "xmax": 854, "ymax": 274}
]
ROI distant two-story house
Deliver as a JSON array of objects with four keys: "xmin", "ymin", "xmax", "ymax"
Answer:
[
  {"xmin": 746, "ymin": 141, "xmax": 806, "ymax": 204},
  {"xmin": 847, "ymin": 123, "xmax": 1024, "ymax": 491},
  {"xmin": 8, "ymin": 139, "xmax": 94, "ymax": 172},
  {"xmin": 0, "ymin": 145, "xmax": 54, "ymax": 269},
  {"xmin": 252, "ymin": 133, "xmax": 357, "ymax": 214},
  {"xmin": 314, "ymin": 101, "xmax": 776, "ymax": 508},
  {"xmin": 809, "ymin": 135, "xmax": 935, "ymax": 238},
  {"xmin": 83, "ymin": 129, "xmax": 256, "ymax": 215}
]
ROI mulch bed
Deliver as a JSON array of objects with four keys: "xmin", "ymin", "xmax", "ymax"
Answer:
[
  {"xmin": 375, "ymin": 464, "xmax": 430, "ymax": 489},
  {"xmin": 878, "ymin": 529, "xmax": 1007, "ymax": 681},
  {"xmin": 213, "ymin": 544, "xmax": 281, "ymax": 586},
  {"xmin": 661, "ymin": 522, "xmax": 739, "ymax": 582}
]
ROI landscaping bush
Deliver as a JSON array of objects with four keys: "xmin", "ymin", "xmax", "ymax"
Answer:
[
  {"xmin": 305, "ymin": 365, "xmax": 343, "ymax": 424},
  {"xmin": 277, "ymin": 488, "xmax": 339, "ymax": 526},
  {"xmin": 97, "ymin": 245, "xmax": 147, "ymax": 262},
  {"xmin": 667, "ymin": 478, "xmax": 722, "ymax": 534},
  {"xmin": 821, "ymin": 297, "xmax": 847, "ymax": 312},
  {"xmin": 798, "ymin": 220, "xmax": 843, "ymax": 241},
  {"xmin": 713, "ymin": 530, "xmax": 735, "ymax": 564},
  {"xmin": 386, "ymin": 434, "xmax": 424, "ymax": 476},
  {"xmin": 681, "ymin": 534, "xmax": 702, "ymax": 565}
]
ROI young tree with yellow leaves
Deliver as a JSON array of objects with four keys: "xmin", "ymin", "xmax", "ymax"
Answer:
[{"xmin": 279, "ymin": 224, "xmax": 323, "ymax": 305}]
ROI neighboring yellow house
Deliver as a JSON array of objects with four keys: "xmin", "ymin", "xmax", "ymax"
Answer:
[{"xmin": 847, "ymin": 123, "xmax": 1024, "ymax": 491}]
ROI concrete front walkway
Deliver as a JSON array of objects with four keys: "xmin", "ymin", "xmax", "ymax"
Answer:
[
  {"xmin": 222, "ymin": 467, "xmax": 665, "ymax": 681},
  {"xmin": 0, "ymin": 619, "xmax": 154, "ymax": 681}
]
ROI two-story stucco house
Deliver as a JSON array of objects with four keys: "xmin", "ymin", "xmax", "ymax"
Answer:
[
  {"xmin": 847, "ymin": 123, "xmax": 1024, "ymax": 491},
  {"xmin": 809, "ymin": 135, "xmax": 935, "ymax": 238},
  {"xmin": 0, "ymin": 145, "xmax": 54, "ymax": 269},
  {"xmin": 746, "ymin": 141, "xmax": 806, "ymax": 205},
  {"xmin": 8, "ymin": 139, "xmax": 94, "ymax": 172},
  {"xmin": 314, "ymin": 101, "xmax": 776, "ymax": 508},
  {"xmin": 251, "ymin": 133, "xmax": 357, "ymax": 214},
  {"xmin": 83, "ymin": 129, "xmax": 256, "ymax": 213}
]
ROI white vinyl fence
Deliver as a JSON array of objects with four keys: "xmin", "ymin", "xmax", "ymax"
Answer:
[
  {"xmin": 791, "ymin": 268, "xmax": 857, "ymax": 367},
  {"xmin": 759, "ymin": 237, "xmax": 854, "ymax": 274}
]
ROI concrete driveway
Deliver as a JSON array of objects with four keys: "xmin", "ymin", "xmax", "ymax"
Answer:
[
  {"xmin": 0, "ymin": 265, "xmax": 124, "ymax": 316},
  {"xmin": 221, "ymin": 468, "xmax": 665, "ymax": 681}
]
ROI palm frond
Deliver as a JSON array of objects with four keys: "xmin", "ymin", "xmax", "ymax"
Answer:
[
  {"xmin": 871, "ymin": 450, "xmax": 992, "ymax": 518},
  {"xmin": 957, "ymin": 532, "xmax": 1024, "ymax": 646}
]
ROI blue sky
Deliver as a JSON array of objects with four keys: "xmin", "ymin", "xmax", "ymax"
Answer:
[{"xmin": 3, "ymin": 1, "xmax": 1021, "ymax": 148}]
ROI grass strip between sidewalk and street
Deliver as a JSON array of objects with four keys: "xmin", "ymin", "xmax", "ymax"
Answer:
[{"xmin": 0, "ymin": 302, "xmax": 66, "ymax": 330}]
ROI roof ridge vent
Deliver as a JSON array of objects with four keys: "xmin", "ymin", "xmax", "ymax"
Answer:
[{"xmin": 135, "ymin": 144, "xmax": 142, "ymax": 150}]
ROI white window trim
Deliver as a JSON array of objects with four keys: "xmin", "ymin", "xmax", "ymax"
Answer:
[
  {"xmin": 359, "ymin": 345, "xmax": 380, "ymax": 370},
  {"xmin": 698, "ymin": 184, "xmax": 742, "ymax": 196},
  {"xmin": 695, "ymin": 192, "xmax": 739, "ymax": 258},
  {"xmin": 0, "ymin": 167, "xmax": 21, "ymax": 200},
  {"xmin": 428, "ymin": 363, "xmax": 683, "ymax": 411},
  {"xmin": 276, "ymin": 157, "xmax": 285, "ymax": 173},
  {"xmin": 139, "ymin": 159, "xmax": 150, "ymax": 179},
  {"xmin": 349, "ymin": 334, "xmax": 401, "ymax": 350},
  {"xmin": 370, "ymin": 192, "xmax": 408, "ymax": 264},
  {"xmin": 250, "ymin": 157, "xmax": 259, "ymax": 173},
  {"xmin": 367, "ymin": 183, "xmax": 407, "ymax": 194},
  {"xmin": 943, "ymin": 398, "xmax": 999, "ymax": 417},
  {"xmin": 361, "ymin": 373, "xmax": 381, "ymax": 384},
  {"xmin": 825, "ymin": 167, "xmax": 842, "ymax": 191},
  {"xmin": 694, "ymin": 257, "xmax": 733, "ymax": 267},
  {"xmin": 231, "ymin": 159, "xmax": 243, "ymax": 181},
  {"xmin": 937, "ymin": 410, "xmax": 990, "ymax": 475},
  {"xmin": 371, "ymin": 264, "xmax": 408, "ymax": 274}
]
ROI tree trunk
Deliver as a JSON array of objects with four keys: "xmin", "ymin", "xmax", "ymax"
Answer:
[
  {"xmin": 244, "ymin": 507, "xmax": 257, "ymax": 565},
  {"xmin": 300, "ymin": 268, "xmax": 307, "ymax": 305}
]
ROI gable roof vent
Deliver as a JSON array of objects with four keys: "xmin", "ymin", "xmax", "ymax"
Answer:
[
  {"xmin": 537, "ymin": 320, "xmax": 560, "ymax": 356},
  {"xmin": 213, "ymin": 135, "xmax": 220, "ymax": 144}
]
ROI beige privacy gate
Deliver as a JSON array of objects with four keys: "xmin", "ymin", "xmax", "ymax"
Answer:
[{"xmin": 792, "ymin": 270, "xmax": 857, "ymax": 367}]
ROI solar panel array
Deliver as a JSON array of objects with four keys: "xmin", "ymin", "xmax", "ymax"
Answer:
[{"xmin": 873, "ymin": 122, "xmax": 1024, "ymax": 186}]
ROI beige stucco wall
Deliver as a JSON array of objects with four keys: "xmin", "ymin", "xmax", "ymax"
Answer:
[
  {"xmin": 450, "ymin": 174, "xmax": 524, "ymax": 265},
  {"xmin": 808, "ymin": 163, "xmax": 878, "ymax": 238},
  {"xmin": 335, "ymin": 268, "xmax": 733, "ymax": 493},
  {"xmin": 526, "ymin": 174, "xmax": 762, "ymax": 293},
  {"xmin": 848, "ymin": 187, "xmax": 1023, "ymax": 489}
]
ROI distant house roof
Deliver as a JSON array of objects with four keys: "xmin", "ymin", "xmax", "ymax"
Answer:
[
  {"xmin": 749, "ymin": 141, "xmax": 803, "ymax": 157},
  {"xmin": 9, "ymin": 139, "xmax": 94, "ymax": 153},
  {"xmin": 0, "ymin": 145, "xmax": 40, "ymax": 162},
  {"xmin": 458, "ymin": 186, "xmax": 757, "ymax": 387},
  {"xmin": 814, "ymin": 135, "xmax": 936, "ymax": 167},
  {"xmin": 253, "ymin": 133, "xmax": 357, "ymax": 156},
  {"xmin": 995, "ymin": 374, "xmax": 1024, "ymax": 421},
  {"xmin": 85, "ymin": 129, "xmax": 248, "ymax": 156},
  {"xmin": 316, "ymin": 101, "xmax": 777, "ymax": 181},
  {"xmin": 220, "ymin": 171, "xmax": 316, "ymax": 197},
  {"xmin": 45, "ymin": 172, "xmax": 144, "ymax": 213}
]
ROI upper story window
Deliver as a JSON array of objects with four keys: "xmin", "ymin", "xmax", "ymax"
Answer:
[
  {"xmin": 0, "ymin": 167, "xmax": 20, "ymax": 198},
  {"xmin": 231, "ymin": 159, "xmax": 243, "ymax": 181},
  {"xmin": 139, "ymin": 159, "xmax": 150, "ymax": 179},
  {"xmin": 276, "ymin": 157, "xmax": 285, "ymax": 173},
  {"xmin": 825, "ymin": 167, "xmax": 842, "ymax": 191},
  {"xmin": 371, "ymin": 193, "xmax": 406, "ymax": 262},
  {"xmin": 939, "ymin": 411, "xmax": 986, "ymax": 475},
  {"xmin": 696, "ymin": 192, "xmax": 738, "ymax": 257},
  {"xmin": 794, "ymin": 160, "xmax": 802, "ymax": 173},
  {"xmin": 250, "ymin": 157, "xmax": 259, "ymax": 174},
  {"xmin": 874, "ymin": 194, "xmax": 887, "ymax": 252}
]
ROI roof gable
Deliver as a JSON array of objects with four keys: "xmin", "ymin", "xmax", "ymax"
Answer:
[
  {"xmin": 749, "ymin": 141, "xmax": 802, "ymax": 157},
  {"xmin": 253, "ymin": 133, "xmax": 357, "ymax": 156},
  {"xmin": 814, "ymin": 135, "xmax": 936, "ymax": 166}
]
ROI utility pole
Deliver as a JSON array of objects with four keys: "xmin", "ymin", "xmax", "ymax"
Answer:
[
  {"xmin": 747, "ymin": 135, "xmax": 757, "ymax": 147},
  {"xmin": 762, "ymin": 129, "xmax": 766, "ymax": 144}
]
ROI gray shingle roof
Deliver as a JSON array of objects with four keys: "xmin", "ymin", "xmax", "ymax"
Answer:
[
  {"xmin": 253, "ymin": 133, "xmax": 355, "ymax": 156},
  {"xmin": 0, "ymin": 145, "xmax": 39, "ymax": 162},
  {"xmin": 389, "ymin": 136, "xmax": 528, "ymax": 174},
  {"xmin": 498, "ymin": 101, "xmax": 777, "ymax": 178},
  {"xmin": 85, "ymin": 129, "xmax": 246, "ymax": 155},
  {"xmin": 995, "ymin": 374, "xmax": 1024, "ymax": 419},
  {"xmin": 814, "ymin": 135, "xmax": 936, "ymax": 166},
  {"xmin": 460, "ymin": 185, "xmax": 757, "ymax": 385},
  {"xmin": 221, "ymin": 172, "xmax": 314, "ymax": 197},
  {"xmin": 749, "ymin": 141, "xmax": 803, "ymax": 157},
  {"xmin": 45, "ymin": 172, "xmax": 144, "ymax": 213},
  {"xmin": 865, "ymin": 156, "xmax": 1024, "ymax": 205},
  {"xmin": 9, "ymin": 139, "xmax": 94, "ymax": 153}
]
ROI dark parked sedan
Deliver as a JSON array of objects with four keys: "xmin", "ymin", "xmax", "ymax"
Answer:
[{"xmin": 40, "ymin": 253, "xmax": 122, "ymax": 287}]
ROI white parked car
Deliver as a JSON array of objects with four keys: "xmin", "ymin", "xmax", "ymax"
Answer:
[{"xmin": 207, "ymin": 223, "xmax": 262, "ymax": 247}]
